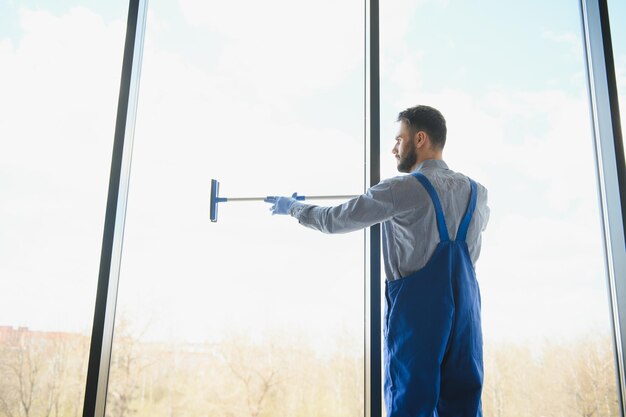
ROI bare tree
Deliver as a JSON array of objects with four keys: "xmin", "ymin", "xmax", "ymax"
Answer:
[
  {"xmin": 0, "ymin": 330, "xmax": 79, "ymax": 417},
  {"xmin": 106, "ymin": 318, "xmax": 142, "ymax": 417},
  {"xmin": 562, "ymin": 337, "xmax": 618, "ymax": 417},
  {"xmin": 0, "ymin": 332, "xmax": 43, "ymax": 417},
  {"xmin": 218, "ymin": 337, "xmax": 282, "ymax": 417}
]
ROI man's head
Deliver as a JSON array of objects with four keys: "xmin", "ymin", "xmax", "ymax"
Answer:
[{"xmin": 393, "ymin": 105, "xmax": 447, "ymax": 173}]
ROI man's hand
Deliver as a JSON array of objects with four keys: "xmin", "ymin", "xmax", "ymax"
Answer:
[{"xmin": 264, "ymin": 193, "xmax": 298, "ymax": 215}]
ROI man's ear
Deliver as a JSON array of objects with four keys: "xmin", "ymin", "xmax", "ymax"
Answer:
[{"xmin": 414, "ymin": 131, "xmax": 427, "ymax": 148}]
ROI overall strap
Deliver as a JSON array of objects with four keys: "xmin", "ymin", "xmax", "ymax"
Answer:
[
  {"xmin": 456, "ymin": 178, "xmax": 478, "ymax": 242},
  {"xmin": 412, "ymin": 172, "xmax": 450, "ymax": 242}
]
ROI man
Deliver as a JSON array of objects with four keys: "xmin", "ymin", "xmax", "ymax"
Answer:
[{"xmin": 265, "ymin": 105, "xmax": 489, "ymax": 417}]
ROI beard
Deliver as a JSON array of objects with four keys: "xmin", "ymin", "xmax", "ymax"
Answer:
[{"xmin": 397, "ymin": 143, "xmax": 418, "ymax": 173}]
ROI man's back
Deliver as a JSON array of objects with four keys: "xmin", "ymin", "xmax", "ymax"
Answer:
[{"xmin": 381, "ymin": 159, "xmax": 489, "ymax": 280}]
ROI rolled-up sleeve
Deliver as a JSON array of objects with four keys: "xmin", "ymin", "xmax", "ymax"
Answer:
[{"xmin": 292, "ymin": 180, "xmax": 397, "ymax": 234}]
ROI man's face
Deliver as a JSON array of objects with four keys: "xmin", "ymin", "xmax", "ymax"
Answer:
[{"xmin": 392, "ymin": 121, "xmax": 418, "ymax": 173}]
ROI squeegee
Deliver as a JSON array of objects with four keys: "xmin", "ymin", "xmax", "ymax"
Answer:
[{"xmin": 210, "ymin": 179, "xmax": 358, "ymax": 222}]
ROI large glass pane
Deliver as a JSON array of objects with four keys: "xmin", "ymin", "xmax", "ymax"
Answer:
[
  {"xmin": 380, "ymin": 1, "xmax": 617, "ymax": 415},
  {"xmin": 105, "ymin": 1, "xmax": 365, "ymax": 416},
  {"xmin": 0, "ymin": 1, "xmax": 126, "ymax": 415}
]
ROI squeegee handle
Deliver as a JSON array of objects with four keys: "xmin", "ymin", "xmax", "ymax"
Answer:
[
  {"xmin": 224, "ymin": 194, "xmax": 358, "ymax": 202},
  {"xmin": 301, "ymin": 195, "xmax": 359, "ymax": 200}
]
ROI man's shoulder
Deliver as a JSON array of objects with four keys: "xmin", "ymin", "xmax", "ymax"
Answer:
[
  {"xmin": 376, "ymin": 168, "xmax": 488, "ymax": 195},
  {"xmin": 378, "ymin": 173, "xmax": 421, "ymax": 190},
  {"xmin": 430, "ymin": 166, "xmax": 488, "ymax": 191}
]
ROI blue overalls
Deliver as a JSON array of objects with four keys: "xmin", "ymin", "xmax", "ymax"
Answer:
[{"xmin": 384, "ymin": 172, "xmax": 483, "ymax": 417}]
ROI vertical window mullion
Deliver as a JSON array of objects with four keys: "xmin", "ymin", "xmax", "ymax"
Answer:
[
  {"xmin": 581, "ymin": 0, "xmax": 626, "ymax": 415},
  {"xmin": 365, "ymin": 0, "xmax": 382, "ymax": 415},
  {"xmin": 82, "ymin": 0, "xmax": 148, "ymax": 416}
]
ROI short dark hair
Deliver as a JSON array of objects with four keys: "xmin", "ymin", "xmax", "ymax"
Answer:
[{"xmin": 397, "ymin": 105, "xmax": 447, "ymax": 149}]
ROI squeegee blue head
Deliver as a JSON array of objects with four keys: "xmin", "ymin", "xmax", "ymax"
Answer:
[{"xmin": 210, "ymin": 179, "xmax": 220, "ymax": 222}]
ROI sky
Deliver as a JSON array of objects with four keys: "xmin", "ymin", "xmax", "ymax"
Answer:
[{"xmin": 1, "ymin": 0, "xmax": 625, "ymax": 355}]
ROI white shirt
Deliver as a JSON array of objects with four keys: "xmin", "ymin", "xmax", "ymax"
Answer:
[{"xmin": 292, "ymin": 160, "xmax": 490, "ymax": 281}]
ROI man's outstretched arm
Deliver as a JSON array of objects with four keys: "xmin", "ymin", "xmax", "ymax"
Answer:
[{"xmin": 265, "ymin": 180, "xmax": 398, "ymax": 234}]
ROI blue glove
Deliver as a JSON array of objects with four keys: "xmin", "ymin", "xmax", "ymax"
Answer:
[{"xmin": 264, "ymin": 192, "xmax": 298, "ymax": 215}]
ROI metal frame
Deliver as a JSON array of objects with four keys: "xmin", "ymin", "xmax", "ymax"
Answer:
[
  {"xmin": 581, "ymin": 0, "xmax": 626, "ymax": 414},
  {"xmin": 365, "ymin": 0, "xmax": 382, "ymax": 416},
  {"xmin": 82, "ymin": 0, "xmax": 148, "ymax": 416}
]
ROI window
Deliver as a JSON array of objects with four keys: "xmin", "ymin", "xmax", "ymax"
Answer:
[
  {"xmin": 6, "ymin": 1, "xmax": 622, "ymax": 416},
  {"xmin": 104, "ymin": 1, "xmax": 366, "ymax": 416},
  {"xmin": 380, "ymin": 1, "xmax": 618, "ymax": 415},
  {"xmin": 0, "ymin": 2, "xmax": 126, "ymax": 416}
]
